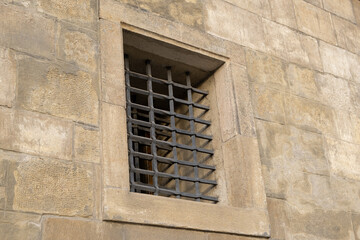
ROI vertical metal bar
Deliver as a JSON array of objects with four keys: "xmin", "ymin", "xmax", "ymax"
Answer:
[
  {"xmin": 186, "ymin": 72, "xmax": 200, "ymax": 201},
  {"xmin": 125, "ymin": 55, "xmax": 135, "ymax": 192},
  {"xmin": 146, "ymin": 60, "xmax": 159, "ymax": 195},
  {"xmin": 167, "ymin": 67, "xmax": 180, "ymax": 198},
  {"xmin": 133, "ymin": 109, "xmax": 140, "ymax": 186}
]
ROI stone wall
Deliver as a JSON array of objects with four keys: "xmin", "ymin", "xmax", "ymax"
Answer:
[{"xmin": 0, "ymin": 0, "xmax": 359, "ymax": 239}]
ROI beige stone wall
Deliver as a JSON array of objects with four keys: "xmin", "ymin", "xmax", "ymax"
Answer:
[{"xmin": 0, "ymin": 0, "xmax": 359, "ymax": 239}]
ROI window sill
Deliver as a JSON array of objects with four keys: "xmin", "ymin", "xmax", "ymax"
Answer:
[{"xmin": 103, "ymin": 189, "xmax": 270, "ymax": 237}]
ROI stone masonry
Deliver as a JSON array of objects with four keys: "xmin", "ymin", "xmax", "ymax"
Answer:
[{"xmin": 0, "ymin": 0, "xmax": 360, "ymax": 239}]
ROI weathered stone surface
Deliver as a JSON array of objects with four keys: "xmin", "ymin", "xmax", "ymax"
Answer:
[
  {"xmin": 267, "ymin": 198, "xmax": 290, "ymax": 239},
  {"xmin": 298, "ymin": 34, "xmax": 323, "ymax": 71},
  {"xmin": 43, "ymin": 218, "xmax": 102, "ymax": 240},
  {"xmin": 102, "ymin": 103, "xmax": 129, "ymax": 189},
  {"xmin": 0, "ymin": 4, "xmax": 55, "ymax": 59},
  {"xmin": 7, "ymin": 158, "xmax": 93, "ymax": 216},
  {"xmin": 123, "ymin": 223, "xmax": 207, "ymax": 240},
  {"xmin": 74, "ymin": 125, "xmax": 100, "ymax": 163},
  {"xmin": 214, "ymin": 63, "xmax": 239, "ymax": 141},
  {"xmin": 285, "ymin": 94, "xmax": 336, "ymax": 135},
  {"xmin": 323, "ymin": 0, "xmax": 355, "ymax": 22},
  {"xmin": 36, "ymin": 0, "xmax": 97, "ymax": 29},
  {"xmin": 347, "ymin": 52, "xmax": 360, "ymax": 84},
  {"xmin": 0, "ymin": 211, "xmax": 41, "ymax": 240},
  {"xmin": 226, "ymin": 42, "xmax": 246, "ymax": 66},
  {"xmin": 325, "ymin": 137, "xmax": 360, "ymax": 181},
  {"xmin": 353, "ymin": 214, "xmax": 360, "ymax": 240},
  {"xmin": 57, "ymin": 23, "xmax": 98, "ymax": 72},
  {"xmin": 17, "ymin": 57, "xmax": 99, "ymax": 125},
  {"xmin": 350, "ymin": 82, "xmax": 360, "ymax": 115},
  {"xmin": 330, "ymin": 176, "xmax": 360, "ymax": 213},
  {"xmin": 315, "ymin": 73, "xmax": 352, "ymax": 111},
  {"xmin": 0, "ymin": 187, "xmax": 5, "ymax": 209},
  {"xmin": 251, "ymin": 84, "xmax": 285, "ymax": 124},
  {"xmin": 246, "ymin": 50, "xmax": 288, "ymax": 90},
  {"xmin": 0, "ymin": 47, "xmax": 16, "ymax": 107},
  {"xmin": 286, "ymin": 64, "xmax": 318, "ymax": 100},
  {"xmin": 224, "ymin": 0, "xmax": 271, "ymax": 18},
  {"xmin": 0, "ymin": 107, "xmax": 73, "ymax": 160},
  {"xmin": 287, "ymin": 207, "xmax": 354, "ymax": 240},
  {"xmin": 269, "ymin": 0, "xmax": 297, "ymax": 28},
  {"xmin": 231, "ymin": 64, "xmax": 256, "ymax": 137},
  {"xmin": 208, "ymin": 233, "xmax": 259, "ymax": 240},
  {"xmin": 222, "ymin": 135, "xmax": 267, "ymax": 209},
  {"xmin": 293, "ymin": 0, "xmax": 336, "ymax": 44},
  {"xmin": 206, "ymin": 0, "xmax": 265, "ymax": 52},
  {"xmin": 100, "ymin": 20, "xmax": 125, "ymax": 106},
  {"xmin": 132, "ymin": 0, "xmax": 205, "ymax": 29},
  {"xmin": 353, "ymin": 0, "xmax": 360, "ymax": 26},
  {"xmin": 304, "ymin": 0, "xmax": 322, "ymax": 7},
  {"xmin": 319, "ymin": 41, "xmax": 352, "ymax": 80},
  {"xmin": 263, "ymin": 19, "xmax": 308, "ymax": 65},
  {"xmin": 333, "ymin": 15, "xmax": 360, "ymax": 55},
  {"xmin": 335, "ymin": 110, "xmax": 360, "ymax": 145}
]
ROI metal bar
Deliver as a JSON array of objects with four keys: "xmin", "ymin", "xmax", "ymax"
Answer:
[
  {"xmin": 167, "ymin": 67, "xmax": 180, "ymax": 199},
  {"xmin": 146, "ymin": 60, "xmax": 159, "ymax": 195},
  {"xmin": 186, "ymin": 72, "xmax": 200, "ymax": 201}
]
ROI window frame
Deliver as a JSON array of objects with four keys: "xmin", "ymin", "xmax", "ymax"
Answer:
[{"xmin": 99, "ymin": 2, "xmax": 269, "ymax": 236}]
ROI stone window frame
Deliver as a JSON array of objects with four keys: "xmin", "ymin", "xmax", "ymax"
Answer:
[{"xmin": 100, "ymin": 1, "xmax": 269, "ymax": 236}]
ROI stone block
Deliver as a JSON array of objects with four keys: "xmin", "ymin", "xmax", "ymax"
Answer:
[
  {"xmin": 353, "ymin": 214, "xmax": 360, "ymax": 240},
  {"xmin": 286, "ymin": 64, "xmax": 318, "ymax": 100},
  {"xmin": 330, "ymin": 176, "xmax": 360, "ymax": 213},
  {"xmin": 205, "ymin": 0, "xmax": 265, "ymax": 52},
  {"xmin": 315, "ymin": 73, "xmax": 352, "ymax": 111},
  {"xmin": 123, "ymin": 224, "xmax": 207, "ymax": 240},
  {"xmin": 293, "ymin": 0, "xmax": 336, "ymax": 44},
  {"xmin": 7, "ymin": 158, "xmax": 93, "ymax": 216},
  {"xmin": 0, "ymin": 107, "xmax": 73, "ymax": 160},
  {"xmin": 262, "ymin": 19, "xmax": 308, "ymax": 65},
  {"xmin": 57, "ymin": 23, "xmax": 98, "ymax": 73},
  {"xmin": 333, "ymin": 15, "xmax": 360, "ymax": 55},
  {"xmin": 231, "ymin": 64, "xmax": 256, "ymax": 137},
  {"xmin": 222, "ymin": 135, "xmax": 267, "ymax": 209},
  {"xmin": 251, "ymin": 84, "xmax": 285, "ymax": 124},
  {"xmin": 74, "ymin": 125, "xmax": 100, "ymax": 163},
  {"xmin": 335, "ymin": 110, "xmax": 360, "ymax": 145},
  {"xmin": 285, "ymin": 94, "xmax": 336, "ymax": 136},
  {"xmin": 304, "ymin": 0, "xmax": 323, "ymax": 7},
  {"xmin": 350, "ymin": 82, "xmax": 360, "ymax": 115},
  {"xmin": 100, "ymin": 20, "xmax": 125, "ymax": 106},
  {"xmin": 319, "ymin": 41, "xmax": 352, "ymax": 80},
  {"xmin": 102, "ymin": 103, "xmax": 129, "ymax": 189},
  {"xmin": 0, "ymin": 4, "xmax": 55, "ymax": 59},
  {"xmin": 267, "ymin": 198, "xmax": 290, "ymax": 240},
  {"xmin": 353, "ymin": 0, "xmax": 360, "ymax": 25},
  {"xmin": 246, "ymin": 50, "xmax": 288, "ymax": 90},
  {"xmin": 269, "ymin": 0, "xmax": 297, "ymax": 28},
  {"xmin": 132, "ymin": 0, "xmax": 205, "ymax": 29},
  {"xmin": 17, "ymin": 57, "xmax": 99, "ymax": 125},
  {"xmin": 0, "ymin": 211, "xmax": 41, "ymax": 240},
  {"xmin": 223, "ymin": 0, "xmax": 271, "ymax": 18},
  {"xmin": 214, "ymin": 63, "xmax": 239, "ymax": 141},
  {"xmin": 0, "ymin": 48, "xmax": 16, "ymax": 107},
  {"xmin": 36, "ymin": 0, "xmax": 97, "ymax": 30},
  {"xmin": 287, "ymin": 206, "xmax": 354, "ymax": 240},
  {"xmin": 225, "ymin": 42, "xmax": 246, "ymax": 66},
  {"xmin": 208, "ymin": 233, "xmax": 259, "ymax": 240},
  {"xmin": 323, "ymin": 0, "xmax": 355, "ymax": 22},
  {"xmin": 298, "ymin": 33, "xmax": 323, "ymax": 71},
  {"xmin": 347, "ymin": 52, "xmax": 360, "ymax": 84},
  {"xmin": 43, "ymin": 218, "xmax": 102, "ymax": 240},
  {"xmin": 325, "ymin": 137, "xmax": 360, "ymax": 181}
]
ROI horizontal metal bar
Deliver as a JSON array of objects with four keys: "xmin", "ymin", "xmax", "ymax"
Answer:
[
  {"xmin": 131, "ymin": 182, "xmax": 218, "ymax": 202},
  {"xmin": 128, "ymin": 70, "xmax": 209, "ymax": 96},
  {"xmin": 130, "ymin": 167, "xmax": 217, "ymax": 185}
]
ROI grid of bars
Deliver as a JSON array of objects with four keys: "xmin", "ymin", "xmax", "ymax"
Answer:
[{"xmin": 125, "ymin": 54, "xmax": 218, "ymax": 203}]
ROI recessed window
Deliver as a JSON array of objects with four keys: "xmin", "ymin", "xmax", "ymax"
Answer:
[{"xmin": 123, "ymin": 30, "xmax": 223, "ymax": 203}]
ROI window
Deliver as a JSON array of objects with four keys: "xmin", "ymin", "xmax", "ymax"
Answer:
[{"xmin": 124, "ymin": 51, "xmax": 217, "ymax": 203}]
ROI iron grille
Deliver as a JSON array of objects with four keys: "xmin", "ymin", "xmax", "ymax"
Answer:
[{"xmin": 125, "ymin": 54, "xmax": 218, "ymax": 203}]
